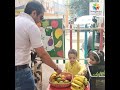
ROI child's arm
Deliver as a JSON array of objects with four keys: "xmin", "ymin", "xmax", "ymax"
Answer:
[{"xmin": 78, "ymin": 64, "xmax": 87, "ymax": 76}]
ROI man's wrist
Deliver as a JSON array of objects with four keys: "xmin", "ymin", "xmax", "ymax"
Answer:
[{"xmin": 54, "ymin": 65, "xmax": 58, "ymax": 71}]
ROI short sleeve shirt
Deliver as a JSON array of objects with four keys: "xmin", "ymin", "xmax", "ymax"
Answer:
[{"xmin": 15, "ymin": 13, "xmax": 43, "ymax": 66}]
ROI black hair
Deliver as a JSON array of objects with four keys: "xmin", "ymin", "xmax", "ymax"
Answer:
[
  {"xmin": 24, "ymin": 1, "xmax": 45, "ymax": 15},
  {"xmin": 87, "ymin": 50, "xmax": 105, "ymax": 65},
  {"xmin": 68, "ymin": 49, "xmax": 77, "ymax": 57},
  {"xmin": 98, "ymin": 51, "xmax": 105, "ymax": 65}
]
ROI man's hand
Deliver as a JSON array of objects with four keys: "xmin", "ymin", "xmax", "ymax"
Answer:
[
  {"xmin": 54, "ymin": 65, "xmax": 62, "ymax": 74},
  {"xmin": 35, "ymin": 47, "xmax": 62, "ymax": 74}
]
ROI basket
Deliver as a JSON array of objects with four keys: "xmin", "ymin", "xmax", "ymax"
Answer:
[
  {"xmin": 49, "ymin": 72, "xmax": 73, "ymax": 88},
  {"xmin": 49, "ymin": 82, "xmax": 71, "ymax": 88},
  {"xmin": 87, "ymin": 65, "xmax": 105, "ymax": 90}
]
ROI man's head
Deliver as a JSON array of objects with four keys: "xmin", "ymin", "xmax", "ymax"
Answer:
[
  {"xmin": 24, "ymin": 1, "xmax": 45, "ymax": 23},
  {"xmin": 68, "ymin": 49, "xmax": 78, "ymax": 64}
]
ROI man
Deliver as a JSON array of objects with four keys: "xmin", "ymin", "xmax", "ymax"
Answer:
[{"xmin": 15, "ymin": 1, "xmax": 62, "ymax": 90}]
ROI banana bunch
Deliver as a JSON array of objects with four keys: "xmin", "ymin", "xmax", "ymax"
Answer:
[
  {"xmin": 49, "ymin": 72, "xmax": 57, "ymax": 82},
  {"xmin": 71, "ymin": 75, "xmax": 89, "ymax": 90}
]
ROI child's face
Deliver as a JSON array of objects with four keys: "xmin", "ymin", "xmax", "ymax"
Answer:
[
  {"xmin": 88, "ymin": 54, "xmax": 98, "ymax": 65},
  {"xmin": 68, "ymin": 54, "xmax": 77, "ymax": 64}
]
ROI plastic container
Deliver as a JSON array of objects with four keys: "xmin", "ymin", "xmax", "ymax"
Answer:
[{"xmin": 87, "ymin": 65, "xmax": 105, "ymax": 90}]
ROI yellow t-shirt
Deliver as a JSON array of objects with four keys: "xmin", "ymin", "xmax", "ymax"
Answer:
[{"xmin": 64, "ymin": 60, "xmax": 86, "ymax": 76}]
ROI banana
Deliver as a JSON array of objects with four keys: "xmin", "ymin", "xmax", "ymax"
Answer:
[
  {"xmin": 71, "ymin": 82, "xmax": 81, "ymax": 88},
  {"xmin": 73, "ymin": 75, "xmax": 89, "ymax": 87},
  {"xmin": 79, "ymin": 87, "xmax": 84, "ymax": 90},
  {"xmin": 73, "ymin": 76, "xmax": 85, "ymax": 83},
  {"xmin": 71, "ymin": 86, "xmax": 80, "ymax": 90},
  {"xmin": 51, "ymin": 79, "xmax": 56, "ymax": 82},
  {"xmin": 79, "ymin": 76, "xmax": 86, "ymax": 80},
  {"xmin": 84, "ymin": 78, "xmax": 89, "ymax": 86},
  {"xmin": 71, "ymin": 86, "xmax": 84, "ymax": 90},
  {"xmin": 73, "ymin": 79, "xmax": 84, "ymax": 87},
  {"xmin": 77, "ymin": 76, "xmax": 88, "ymax": 86},
  {"xmin": 51, "ymin": 72, "xmax": 57, "ymax": 76},
  {"xmin": 71, "ymin": 86, "xmax": 76, "ymax": 90},
  {"xmin": 49, "ymin": 72, "xmax": 57, "ymax": 81},
  {"xmin": 51, "ymin": 73, "xmax": 57, "ymax": 77},
  {"xmin": 49, "ymin": 75, "xmax": 56, "ymax": 82}
]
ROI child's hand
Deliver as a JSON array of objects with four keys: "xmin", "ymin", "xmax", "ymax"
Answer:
[
  {"xmin": 78, "ymin": 72, "xmax": 85, "ymax": 76},
  {"xmin": 78, "ymin": 70, "xmax": 87, "ymax": 76}
]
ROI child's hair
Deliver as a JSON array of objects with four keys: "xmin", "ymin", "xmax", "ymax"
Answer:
[
  {"xmin": 98, "ymin": 51, "xmax": 105, "ymax": 65},
  {"xmin": 68, "ymin": 49, "xmax": 77, "ymax": 57},
  {"xmin": 87, "ymin": 50, "xmax": 105, "ymax": 65}
]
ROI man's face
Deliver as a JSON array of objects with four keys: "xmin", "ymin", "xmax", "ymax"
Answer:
[
  {"xmin": 31, "ymin": 10, "xmax": 44, "ymax": 23},
  {"xmin": 34, "ymin": 13, "xmax": 44, "ymax": 23}
]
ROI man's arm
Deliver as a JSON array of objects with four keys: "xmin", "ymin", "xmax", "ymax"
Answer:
[
  {"xmin": 28, "ymin": 24, "xmax": 62, "ymax": 74},
  {"xmin": 34, "ymin": 46, "xmax": 62, "ymax": 74}
]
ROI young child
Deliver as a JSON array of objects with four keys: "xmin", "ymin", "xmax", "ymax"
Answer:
[
  {"xmin": 64, "ymin": 49, "xmax": 87, "ymax": 76},
  {"xmin": 87, "ymin": 50, "xmax": 105, "ymax": 65}
]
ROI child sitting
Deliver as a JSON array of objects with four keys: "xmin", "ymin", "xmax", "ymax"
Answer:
[
  {"xmin": 87, "ymin": 50, "xmax": 105, "ymax": 65},
  {"xmin": 63, "ymin": 49, "xmax": 87, "ymax": 76},
  {"xmin": 85, "ymin": 50, "xmax": 105, "ymax": 80}
]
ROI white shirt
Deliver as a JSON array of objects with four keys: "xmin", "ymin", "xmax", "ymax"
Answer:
[{"xmin": 15, "ymin": 13, "xmax": 43, "ymax": 66}]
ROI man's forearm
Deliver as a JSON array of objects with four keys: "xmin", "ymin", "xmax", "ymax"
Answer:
[
  {"xmin": 40, "ymin": 51, "xmax": 58, "ymax": 69},
  {"xmin": 35, "ymin": 47, "xmax": 58, "ymax": 70}
]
